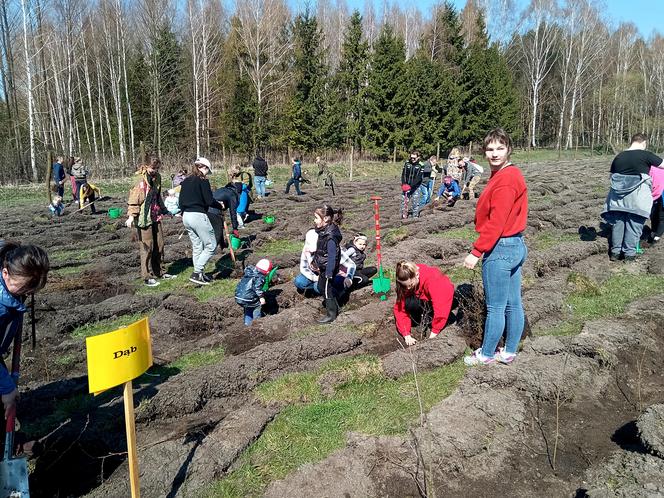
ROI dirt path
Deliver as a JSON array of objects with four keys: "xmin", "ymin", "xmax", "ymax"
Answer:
[{"xmin": 2, "ymin": 157, "xmax": 663, "ymax": 497}]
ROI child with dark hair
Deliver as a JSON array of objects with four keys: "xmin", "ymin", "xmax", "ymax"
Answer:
[
  {"xmin": 344, "ymin": 234, "xmax": 377, "ymax": 288},
  {"xmin": 393, "ymin": 261, "xmax": 454, "ymax": 346},
  {"xmin": 235, "ymin": 258, "xmax": 273, "ymax": 326},
  {"xmin": 0, "ymin": 241, "xmax": 50, "ymax": 418},
  {"xmin": 311, "ymin": 205, "xmax": 344, "ymax": 323}
]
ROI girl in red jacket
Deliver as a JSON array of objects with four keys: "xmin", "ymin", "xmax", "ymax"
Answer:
[
  {"xmin": 463, "ymin": 128, "xmax": 528, "ymax": 366},
  {"xmin": 393, "ymin": 261, "xmax": 454, "ymax": 346}
]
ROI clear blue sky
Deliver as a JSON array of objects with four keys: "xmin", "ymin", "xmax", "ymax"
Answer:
[{"xmin": 339, "ymin": 0, "xmax": 663, "ymax": 39}]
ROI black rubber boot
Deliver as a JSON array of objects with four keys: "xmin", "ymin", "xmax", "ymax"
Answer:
[{"xmin": 318, "ymin": 298, "xmax": 339, "ymax": 324}]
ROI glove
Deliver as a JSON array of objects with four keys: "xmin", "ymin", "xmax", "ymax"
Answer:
[
  {"xmin": 343, "ymin": 278, "xmax": 352, "ymax": 289},
  {"xmin": 401, "ymin": 184, "xmax": 411, "ymax": 193},
  {"xmin": 125, "ymin": 216, "xmax": 134, "ymax": 228},
  {"xmin": 233, "ymin": 229, "xmax": 240, "ymax": 238}
]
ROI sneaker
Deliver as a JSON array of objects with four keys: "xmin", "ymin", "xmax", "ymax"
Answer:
[
  {"xmin": 463, "ymin": 348, "xmax": 496, "ymax": 366},
  {"xmin": 495, "ymin": 347, "xmax": 516, "ymax": 364},
  {"xmin": 161, "ymin": 273, "xmax": 176, "ymax": 280},
  {"xmin": 653, "ymin": 236, "xmax": 660, "ymax": 244},
  {"xmin": 144, "ymin": 278, "xmax": 160, "ymax": 287},
  {"xmin": 189, "ymin": 272, "xmax": 210, "ymax": 285},
  {"xmin": 202, "ymin": 273, "xmax": 213, "ymax": 283},
  {"xmin": 609, "ymin": 253, "xmax": 620, "ymax": 262}
]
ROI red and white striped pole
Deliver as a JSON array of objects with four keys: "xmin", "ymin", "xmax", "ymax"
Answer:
[{"xmin": 370, "ymin": 195, "xmax": 383, "ymax": 270}]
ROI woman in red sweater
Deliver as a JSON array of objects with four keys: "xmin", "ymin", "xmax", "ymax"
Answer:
[
  {"xmin": 463, "ymin": 128, "xmax": 528, "ymax": 366},
  {"xmin": 393, "ymin": 261, "xmax": 454, "ymax": 346}
]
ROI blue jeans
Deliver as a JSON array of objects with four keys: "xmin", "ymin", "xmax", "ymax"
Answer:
[
  {"xmin": 255, "ymin": 176, "xmax": 266, "ymax": 197},
  {"xmin": 244, "ymin": 305, "xmax": 261, "ymax": 326},
  {"xmin": 417, "ymin": 184, "xmax": 429, "ymax": 209},
  {"xmin": 293, "ymin": 273, "xmax": 320, "ymax": 293},
  {"xmin": 606, "ymin": 211, "xmax": 647, "ymax": 257},
  {"xmin": 481, "ymin": 235, "xmax": 527, "ymax": 357}
]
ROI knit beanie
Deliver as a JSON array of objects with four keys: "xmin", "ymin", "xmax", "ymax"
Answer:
[{"xmin": 255, "ymin": 259, "xmax": 273, "ymax": 275}]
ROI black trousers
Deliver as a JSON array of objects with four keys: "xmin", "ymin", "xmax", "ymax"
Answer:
[
  {"xmin": 351, "ymin": 267, "xmax": 378, "ymax": 288},
  {"xmin": 651, "ymin": 196, "xmax": 664, "ymax": 238},
  {"xmin": 404, "ymin": 295, "xmax": 432, "ymax": 330}
]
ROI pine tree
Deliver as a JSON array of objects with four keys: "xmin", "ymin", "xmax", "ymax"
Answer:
[
  {"xmin": 460, "ymin": 12, "xmax": 520, "ymax": 142},
  {"xmin": 362, "ymin": 25, "xmax": 407, "ymax": 159},
  {"xmin": 286, "ymin": 10, "xmax": 328, "ymax": 152},
  {"xmin": 336, "ymin": 11, "xmax": 369, "ymax": 150}
]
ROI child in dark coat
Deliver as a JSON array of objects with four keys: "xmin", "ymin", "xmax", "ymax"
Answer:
[
  {"xmin": 344, "ymin": 234, "xmax": 377, "ymax": 289},
  {"xmin": 235, "ymin": 258, "xmax": 273, "ymax": 326}
]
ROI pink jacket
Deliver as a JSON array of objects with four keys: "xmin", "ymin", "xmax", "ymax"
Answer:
[{"xmin": 650, "ymin": 166, "xmax": 664, "ymax": 200}]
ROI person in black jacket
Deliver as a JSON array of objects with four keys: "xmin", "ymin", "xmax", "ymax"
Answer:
[
  {"xmin": 179, "ymin": 157, "xmax": 224, "ymax": 285},
  {"xmin": 311, "ymin": 205, "xmax": 344, "ymax": 323},
  {"xmin": 252, "ymin": 156, "xmax": 268, "ymax": 199},
  {"xmin": 209, "ymin": 184, "xmax": 241, "ymax": 248},
  {"xmin": 401, "ymin": 150, "xmax": 424, "ymax": 219}
]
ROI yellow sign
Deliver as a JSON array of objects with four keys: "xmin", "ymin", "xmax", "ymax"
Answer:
[{"xmin": 86, "ymin": 317, "xmax": 153, "ymax": 395}]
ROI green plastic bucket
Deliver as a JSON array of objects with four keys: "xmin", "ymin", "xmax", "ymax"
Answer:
[
  {"xmin": 230, "ymin": 235, "xmax": 242, "ymax": 250},
  {"xmin": 263, "ymin": 215, "xmax": 275, "ymax": 224},
  {"xmin": 108, "ymin": 207, "xmax": 122, "ymax": 219}
]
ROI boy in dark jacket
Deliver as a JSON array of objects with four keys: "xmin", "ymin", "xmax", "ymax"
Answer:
[
  {"xmin": 235, "ymin": 258, "xmax": 273, "ymax": 326},
  {"xmin": 401, "ymin": 151, "xmax": 424, "ymax": 218},
  {"xmin": 285, "ymin": 158, "xmax": 303, "ymax": 195}
]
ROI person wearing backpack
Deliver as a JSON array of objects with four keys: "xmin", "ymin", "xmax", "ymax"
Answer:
[
  {"xmin": 235, "ymin": 259, "xmax": 273, "ymax": 326},
  {"xmin": 0, "ymin": 242, "xmax": 50, "ymax": 418}
]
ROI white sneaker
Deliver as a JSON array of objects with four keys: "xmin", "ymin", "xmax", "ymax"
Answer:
[
  {"xmin": 494, "ymin": 347, "xmax": 517, "ymax": 364},
  {"xmin": 463, "ymin": 348, "xmax": 496, "ymax": 366},
  {"xmin": 144, "ymin": 278, "xmax": 160, "ymax": 287}
]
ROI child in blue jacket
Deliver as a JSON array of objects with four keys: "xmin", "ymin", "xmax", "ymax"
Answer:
[
  {"xmin": 436, "ymin": 176, "xmax": 461, "ymax": 206},
  {"xmin": 235, "ymin": 258, "xmax": 273, "ymax": 326}
]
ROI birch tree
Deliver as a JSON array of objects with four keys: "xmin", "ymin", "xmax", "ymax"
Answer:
[
  {"xmin": 518, "ymin": 0, "xmax": 558, "ymax": 147},
  {"xmin": 20, "ymin": 0, "xmax": 37, "ymax": 180}
]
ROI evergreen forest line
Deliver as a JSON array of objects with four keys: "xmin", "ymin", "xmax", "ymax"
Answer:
[{"xmin": 1, "ymin": 0, "xmax": 663, "ymax": 183}]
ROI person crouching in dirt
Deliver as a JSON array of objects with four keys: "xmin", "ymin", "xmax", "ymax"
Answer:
[
  {"xmin": 401, "ymin": 151, "xmax": 425, "ymax": 219},
  {"xmin": 459, "ymin": 157, "xmax": 483, "ymax": 200},
  {"xmin": 126, "ymin": 156, "xmax": 174, "ymax": 287},
  {"xmin": 311, "ymin": 205, "xmax": 344, "ymax": 323},
  {"xmin": 294, "ymin": 229, "xmax": 321, "ymax": 296},
  {"xmin": 463, "ymin": 128, "xmax": 528, "ymax": 366},
  {"xmin": 0, "ymin": 242, "xmax": 49, "ymax": 420},
  {"xmin": 209, "ymin": 183, "xmax": 241, "ymax": 249},
  {"xmin": 179, "ymin": 157, "xmax": 224, "ymax": 286},
  {"xmin": 78, "ymin": 183, "xmax": 101, "ymax": 214},
  {"xmin": 235, "ymin": 258, "xmax": 273, "ymax": 326},
  {"xmin": 344, "ymin": 234, "xmax": 377, "ymax": 289},
  {"xmin": 436, "ymin": 176, "xmax": 461, "ymax": 206},
  {"xmin": 393, "ymin": 261, "xmax": 454, "ymax": 347}
]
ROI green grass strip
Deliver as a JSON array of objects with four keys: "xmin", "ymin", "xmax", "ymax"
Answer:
[
  {"xmin": 71, "ymin": 312, "xmax": 150, "ymax": 339},
  {"xmin": 205, "ymin": 355, "xmax": 465, "ymax": 497},
  {"xmin": 535, "ymin": 272, "xmax": 664, "ymax": 336}
]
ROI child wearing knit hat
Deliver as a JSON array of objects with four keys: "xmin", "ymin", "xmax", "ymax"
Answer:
[{"xmin": 235, "ymin": 258, "xmax": 273, "ymax": 326}]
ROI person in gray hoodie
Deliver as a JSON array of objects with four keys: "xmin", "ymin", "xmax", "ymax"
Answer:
[{"xmin": 601, "ymin": 133, "xmax": 664, "ymax": 261}]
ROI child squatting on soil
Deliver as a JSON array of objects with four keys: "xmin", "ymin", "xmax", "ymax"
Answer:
[
  {"xmin": 344, "ymin": 234, "xmax": 377, "ymax": 289},
  {"xmin": 463, "ymin": 128, "xmax": 528, "ymax": 366},
  {"xmin": 235, "ymin": 259, "xmax": 273, "ymax": 326},
  {"xmin": 393, "ymin": 261, "xmax": 455, "ymax": 347},
  {"xmin": 311, "ymin": 205, "xmax": 344, "ymax": 324},
  {"xmin": 0, "ymin": 241, "xmax": 50, "ymax": 418}
]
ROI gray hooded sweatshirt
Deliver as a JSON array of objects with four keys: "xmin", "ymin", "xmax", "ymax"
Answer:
[{"xmin": 601, "ymin": 173, "xmax": 653, "ymax": 219}]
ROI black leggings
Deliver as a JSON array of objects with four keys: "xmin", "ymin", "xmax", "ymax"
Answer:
[
  {"xmin": 316, "ymin": 268, "xmax": 339, "ymax": 299},
  {"xmin": 651, "ymin": 197, "xmax": 664, "ymax": 238},
  {"xmin": 351, "ymin": 267, "xmax": 378, "ymax": 288},
  {"xmin": 404, "ymin": 296, "xmax": 432, "ymax": 329}
]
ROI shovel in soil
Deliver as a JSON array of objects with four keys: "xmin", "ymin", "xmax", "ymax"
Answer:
[
  {"xmin": 1, "ymin": 405, "xmax": 30, "ymax": 498},
  {"xmin": 370, "ymin": 196, "xmax": 391, "ymax": 300}
]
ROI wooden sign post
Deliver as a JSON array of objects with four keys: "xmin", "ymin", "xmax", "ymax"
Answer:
[{"xmin": 86, "ymin": 317, "xmax": 153, "ymax": 498}]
